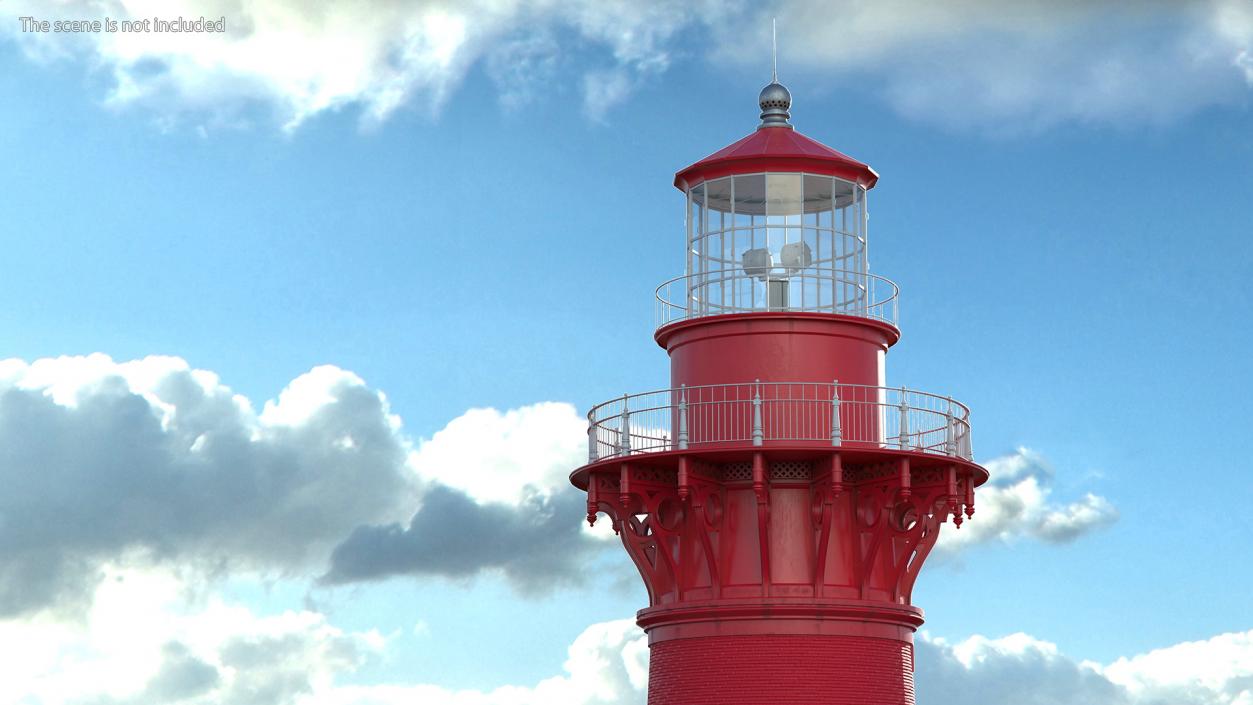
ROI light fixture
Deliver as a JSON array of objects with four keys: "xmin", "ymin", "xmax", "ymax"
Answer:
[
  {"xmin": 781, "ymin": 241, "xmax": 812, "ymax": 272},
  {"xmin": 741, "ymin": 248, "xmax": 773, "ymax": 280}
]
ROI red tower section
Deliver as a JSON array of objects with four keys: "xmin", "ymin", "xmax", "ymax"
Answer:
[{"xmin": 570, "ymin": 81, "xmax": 988, "ymax": 705}]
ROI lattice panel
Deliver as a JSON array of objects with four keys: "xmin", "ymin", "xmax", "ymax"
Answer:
[
  {"xmin": 847, "ymin": 463, "xmax": 896, "ymax": 483},
  {"xmin": 769, "ymin": 461, "xmax": 813, "ymax": 481},
  {"xmin": 632, "ymin": 467, "xmax": 675, "ymax": 484},
  {"xmin": 721, "ymin": 462, "xmax": 752, "ymax": 482}
]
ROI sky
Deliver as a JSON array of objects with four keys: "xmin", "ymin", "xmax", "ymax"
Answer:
[{"xmin": 0, "ymin": 0, "xmax": 1251, "ymax": 703}]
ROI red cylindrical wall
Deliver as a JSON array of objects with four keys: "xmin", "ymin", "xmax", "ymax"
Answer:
[
  {"xmin": 659, "ymin": 313, "xmax": 899, "ymax": 450},
  {"xmin": 658, "ymin": 313, "xmax": 897, "ymax": 390},
  {"xmin": 647, "ymin": 633, "xmax": 915, "ymax": 705},
  {"xmin": 638, "ymin": 601, "xmax": 923, "ymax": 705}
]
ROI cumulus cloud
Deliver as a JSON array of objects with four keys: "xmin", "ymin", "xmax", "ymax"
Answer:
[
  {"xmin": 938, "ymin": 447, "xmax": 1118, "ymax": 554},
  {"xmin": 407, "ymin": 402, "xmax": 586, "ymax": 507},
  {"xmin": 0, "ymin": 563, "xmax": 644, "ymax": 705},
  {"xmin": 8, "ymin": 567, "xmax": 1251, "ymax": 705},
  {"xmin": 0, "ymin": 354, "xmax": 418, "ymax": 616},
  {"xmin": 0, "ymin": 355, "xmax": 621, "ymax": 616},
  {"xmin": 319, "ymin": 619, "xmax": 648, "ymax": 705},
  {"xmin": 4, "ymin": 0, "xmax": 1253, "ymax": 131},
  {"xmin": 917, "ymin": 628, "xmax": 1253, "ymax": 705},
  {"xmin": 322, "ymin": 483, "xmax": 604, "ymax": 593},
  {"xmin": 0, "ymin": 565, "xmax": 382, "ymax": 705},
  {"xmin": 0, "ymin": 0, "xmax": 723, "ymax": 131},
  {"xmin": 724, "ymin": 0, "xmax": 1253, "ymax": 131},
  {"xmin": 323, "ymin": 402, "xmax": 617, "ymax": 592},
  {"xmin": 917, "ymin": 632, "xmax": 1129, "ymax": 704}
]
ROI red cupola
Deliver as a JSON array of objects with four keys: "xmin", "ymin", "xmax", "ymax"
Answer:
[{"xmin": 571, "ymin": 77, "xmax": 988, "ymax": 705}]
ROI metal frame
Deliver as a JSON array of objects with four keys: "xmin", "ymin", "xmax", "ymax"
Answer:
[{"xmin": 656, "ymin": 267, "xmax": 899, "ymax": 328}]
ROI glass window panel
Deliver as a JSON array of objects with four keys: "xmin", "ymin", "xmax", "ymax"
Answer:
[
  {"xmin": 765, "ymin": 174, "xmax": 801, "ymax": 272},
  {"xmin": 688, "ymin": 187, "xmax": 702, "ymax": 247},
  {"xmin": 832, "ymin": 178, "xmax": 856, "ymax": 209},
  {"xmin": 732, "ymin": 174, "xmax": 766, "ymax": 217},
  {"xmin": 766, "ymin": 173, "xmax": 802, "ymax": 218},
  {"xmin": 803, "ymin": 174, "xmax": 834, "ymax": 215},
  {"xmin": 689, "ymin": 183, "xmax": 704, "ymax": 280},
  {"xmin": 704, "ymin": 177, "xmax": 733, "ymax": 218},
  {"xmin": 733, "ymin": 174, "xmax": 765, "ymax": 273}
]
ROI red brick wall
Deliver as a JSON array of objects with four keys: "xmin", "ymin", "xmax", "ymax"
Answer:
[{"xmin": 648, "ymin": 634, "xmax": 914, "ymax": 705}]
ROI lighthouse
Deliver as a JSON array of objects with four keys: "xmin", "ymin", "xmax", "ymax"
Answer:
[{"xmin": 570, "ymin": 78, "xmax": 988, "ymax": 705}]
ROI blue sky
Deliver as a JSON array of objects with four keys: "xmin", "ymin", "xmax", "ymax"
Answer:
[{"xmin": 1, "ymin": 1, "xmax": 1252, "ymax": 703}]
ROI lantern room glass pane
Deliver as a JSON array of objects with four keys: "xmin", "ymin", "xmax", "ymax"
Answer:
[
  {"xmin": 705, "ymin": 177, "xmax": 733, "ymax": 214},
  {"xmin": 765, "ymin": 173, "xmax": 802, "ymax": 217},
  {"xmin": 803, "ymin": 174, "xmax": 835, "ymax": 214},
  {"xmin": 732, "ymin": 174, "xmax": 766, "ymax": 216},
  {"xmin": 684, "ymin": 172, "xmax": 872, "ymax": 319}
]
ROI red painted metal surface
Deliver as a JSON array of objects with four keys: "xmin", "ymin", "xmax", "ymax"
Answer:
[
  {"xmin": 573, "ymin": 122, "xmax": 986, "ymax": 705},
  {"xmin": 658, "ymin": 311, "xmax": 897, "ymax": 391},
  {"xmin": 674, "ymin": 126, "xmax": 880, "ymax": 192},
  {"xmin": 578, "ymin": 450, "xmax": 980, "ymax": 608}
]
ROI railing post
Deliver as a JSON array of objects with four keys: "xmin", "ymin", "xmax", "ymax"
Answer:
[
  {"xmin": 898, "ymin": 386, "xmax": 910, "ymax": 451},
  {"xmin": 618, "ymin": 394, "xmax": 632, "ymax": 456},
  {"xmin": 677, "ymin": 384, "xmax": 689, "ymax": 450},
  {"xmin": 588, "ymin": 421, "xmax": 598, "ymax": 462},
  {"xmin": 830, "ymin": 379, "xmax": 842, "ymax": 446},
  {"xmin": 944, "ymin": 397, "xmax": 957, "ymax": 456},
  {"xmin": 752, "ymin": 380, "xmax": 763, "ymax": 446}
]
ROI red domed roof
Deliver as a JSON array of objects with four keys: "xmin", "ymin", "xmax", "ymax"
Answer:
[{"xmin": 674, "ymin": 127, "xmax": 879, "ymax": 192}]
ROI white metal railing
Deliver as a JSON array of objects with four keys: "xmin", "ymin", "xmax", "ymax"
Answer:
[
  {"xmin": 655, "ymin": 267, "xmax": 899, "ymax": 329},
  {"xmin": 586, "ymin": 382, "xmax": 972, "ymax": 463}
]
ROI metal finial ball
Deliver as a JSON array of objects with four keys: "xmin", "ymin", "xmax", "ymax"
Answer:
[
  {"xmin": 758, "ymin": 82, "xmax": 792, "ymax": 129},
  {"xmin": 759, "ymin": 82, "xmax": 791, "ymax": 111}
]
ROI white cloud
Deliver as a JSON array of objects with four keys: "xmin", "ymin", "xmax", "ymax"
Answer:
[
  {"xmin": 320, "ymin": 401, "xmax": 636, "ymax": 589},
  {"xmin": 322, "ymin": 401, "xmax": 617, "ymax": 591},
  {"xmin": 1103, "ymin": 631, "xmax": 1253, "ymax": 703},
  {"xmin": 0, "ymin": 566, "xmax": 383, "ymax": 705},
  {"xmin": 732, "ymin": 0, "xmax": 1253, "ymax": 132},
  {"xmin": 383, "ymin": 399, "xmax": 639, "ymax": 544},
  {"xmin": 0, "ymin": 354, "xmax": 419, "ymax": 616},
  {"xmin": 918, "ymin": 628, "xmax": 1253, "ymax": 705},
  {"xmin": 301, "ymin": 618, "xmax": 646, "ymax": 705},
  {"xmin": 582, "ymin": 68, "xmax": 641, "ymax": 123},
  {"xmin": 0, "ymin": 0, "xmax": 719, "ymax": 131},
  {"xmin": 484, "ymin": 31, "xmax": 562, "ymax": 111},
  {"xmin": 937, "ymin": 447, "xmax": 1118, "ymax": 554},
  {"xmin": 407, "ymin": 402, "xmax": 586, "ymax": 507},
  {"xmin": 0, "ymin": 570, "xmax": 643, "ymax": 705},
  {"xmin": 6, "ymin": 572, "xmax": 1251, "ymax": 705},
  {"xmin": 0, "ymin": 355, "xmax": 620, "ymax": 611},
  {"xmin": 5, "ymin": 0, "xmax": 1253, "ymax": 131},
  {"xmin": 1214, "ymin": 0, "xmax": 1253, "ymax": 89}
]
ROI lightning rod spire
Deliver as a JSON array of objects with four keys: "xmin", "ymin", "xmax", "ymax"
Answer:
[
  {"xmin": 771, "ymin": 17, "xmax": 778, "ymax": 83},
  {"xmin": 758, "ymin": 18, "xmax": 792, "ymax": 129}
]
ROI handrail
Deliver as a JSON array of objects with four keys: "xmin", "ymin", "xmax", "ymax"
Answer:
[
  {"xmin": 655, "ymin": 267, "xmax": 899, "ymax": 329},
  {"xmin": 587, "ymin": 381, "xmax": 972, "ymax": 463}
]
